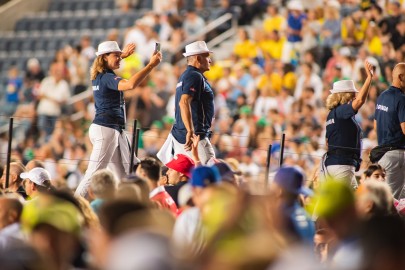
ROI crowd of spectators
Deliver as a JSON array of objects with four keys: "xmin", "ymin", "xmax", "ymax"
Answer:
[{"xmin": 1, "ymin": 0, "xmax": 405, "ymax": 268}]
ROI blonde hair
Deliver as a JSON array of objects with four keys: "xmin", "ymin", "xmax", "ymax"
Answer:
[
  {"xmin": 326, "ymin": 92, "xmax": 356, "ymax": 110},
  {"xmin": 90, "ymin": 56, "xmax": 107, "ymax": 80}
]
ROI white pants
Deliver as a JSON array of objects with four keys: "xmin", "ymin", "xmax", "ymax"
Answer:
[
  {"xmin": 157, "ymin": 133, "xmax": 215, "ymax": 165},
  {"xmin": 319, "ymin": 154, "xmax": 358, "ymax": 189},
  {"xmin": 378, "ymin": 150, "xmax": 405, "ymax": 199},
  {"xmin": 75, "ymin": 124, "xmax": 136, "ymax": 198}
]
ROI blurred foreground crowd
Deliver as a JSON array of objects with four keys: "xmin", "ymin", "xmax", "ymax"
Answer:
[{"xmin": 1, "ymin": 156, "xmax": 405, "ymax": 270}]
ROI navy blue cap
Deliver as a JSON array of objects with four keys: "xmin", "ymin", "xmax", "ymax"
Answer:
[
  {"xmin": 273, "ymin": 166, "xmax": 313, "ymax": 196},
  {"xmin": 191, "ymin": 166, "xmax": 221, "ymax": 187}
]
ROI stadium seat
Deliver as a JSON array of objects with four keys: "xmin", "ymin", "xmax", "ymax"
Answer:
[
  {"xmin": 15, "ymin": 19, "xmax": 29, "ymax": 32},
  {"xmin": 48, "ymin": 1, "xmax": 63, "ymax": 12},
  {"xmin": 75, "ymin": 1, "xmax": 88, "ymax": 11}
]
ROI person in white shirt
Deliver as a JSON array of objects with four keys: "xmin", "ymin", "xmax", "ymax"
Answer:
[{"xmin": 37, "ymin": 62, "xmax": 71, "ymax": 139}]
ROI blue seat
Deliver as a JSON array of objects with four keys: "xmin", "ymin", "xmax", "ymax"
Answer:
[
  {"xmin": 34, "ymin": 39, "xmax": 47, "ymax": 51},
  {"xmin": 15, "ymin": 19, "xmax": 29, "ymax": 32},
  {"xmin": 87, "ymin": 1, "xmax": 98, "ymax": 11},
  {"xmin": 53, "ymin": 18, "xmax": 66, "ymax": 30},
  {"xmin": 27, "ymin": 18, "xmax": 42, "ymax": 31},
  {"xmin": 48, "ymin": 1, "xmax": 63, "ymax": 12},
  {"xmin": 75, "ymin": 1, "xmax": 88, "ymax": 11},
  {"xmin": 78, "ymin": 17, "xmax": 93, "ymax": 29},
  {"xmin": 92, "ymin": 18, "xmax": 104, "ymax": 29},
  {"xmin": 8, "ymin": 39, "xmax": 21, "ymax": 51},
  {"xmin": 67, "ymin": 18, "xmax": 79, "ymax": 30}
]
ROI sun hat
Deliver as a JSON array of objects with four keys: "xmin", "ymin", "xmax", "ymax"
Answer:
[
  {"xmin": 329, "ymin": 80, "xmax": 358, "ymax": 94},
  {"xmin": 21, "ymin": 195, "xmax": 83, "ymax": 236},
  {"xmin": 312, "ymin": 180, "xmax": 355, "ymax": 218},
  {"xmin": 165, "ymin": 154, "xmax": 195, "ymax": 178},
  {"xmin": 190, "ymin": 166, "xmax": 221, "ymax": 188},
  {"xmin": 95, "ymin": 41, "xmax": 122, "ymax": 56},
  {"xmin": 20, "ymin": 167, "xmax": 51, "ymax": 187},
  {"xmin": 183, "ymin": 41, "xmax": 213, "ymax": 57},
  {"xmin": 273, "ymin": 166, "xmax": 313, "ymax": 197}
]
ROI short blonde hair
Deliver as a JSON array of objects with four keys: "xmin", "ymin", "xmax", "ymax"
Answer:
[{"xmin": 325, "ymin": 92, "xmax": 356, "ymax": 110}]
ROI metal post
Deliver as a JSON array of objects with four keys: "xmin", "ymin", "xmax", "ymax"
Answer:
[
  {"xmin": 135, "ymin": 128, "xmax": 140, "ymax": 156},
  {"xmin": 129, "ymin": 119, "xmax": 137, "ymax": 174},
  {"xmin": 279, "ymin": 133, "xmax": 286, "ymax": 167},
  {"xmin": 266, "ymin": 144, "xmax": 272, "ymax": 186},
  {"xmin": 5, "ymin": 118, "xmax": 13, "ymax": 189}
]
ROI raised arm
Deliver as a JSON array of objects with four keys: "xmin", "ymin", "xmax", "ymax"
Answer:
[
  {"xmin": 118, "ymin": 51, "xmax": 162, "ymax": 91},
  {"xmin": 179, "ymin": 94, "xmax": 194, "ymax": 151},
  {"xmin": 352, "ymin": 60, "xmax": 374, "ymax": 111}
]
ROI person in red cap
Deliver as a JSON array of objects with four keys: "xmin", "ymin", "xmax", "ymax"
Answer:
[{"xmin": 165, "ymin": 154, "xmax": 195, "ymax": 207}]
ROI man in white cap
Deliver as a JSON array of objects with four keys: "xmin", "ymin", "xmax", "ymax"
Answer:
[
  {"xmin": 157, "ymin": 41, "xmax": 215, "ymax": 165},
  {"xmin": 20, "ymin": 167, "xmax": 53, "ymax": 200}
]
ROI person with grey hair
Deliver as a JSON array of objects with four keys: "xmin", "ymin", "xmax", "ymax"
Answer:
[
  {"xmin": 356, "ymin": 180, "xmax": 395, "ymax": 220},
  {"xmin": 89, "ymin": 169, "xmax": 118, "ymax": 215}
]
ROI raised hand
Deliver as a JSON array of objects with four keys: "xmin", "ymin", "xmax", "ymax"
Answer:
[
  {"xmin": 121, "ymin": 43, "xmax": 136, "ymax": 59},
  {"xmin": 149, "ymin": 51, "xmax": 162, "ymax": 68},
  {"xmin": 364, "ymin": 60, "xmax": 374, "ymax": 78}
]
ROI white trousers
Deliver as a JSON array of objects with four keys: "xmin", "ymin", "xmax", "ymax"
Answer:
[
  {"xmin": 319, "ymin": 154, "xmax": 358, "ymax": 189},
  {"xmin": 157, "ymin": 133, "xmax": 215, "ymax": 165},
  {"xmin": 75, "ymin": 124, "xmax": 136, "ymax": 198}
]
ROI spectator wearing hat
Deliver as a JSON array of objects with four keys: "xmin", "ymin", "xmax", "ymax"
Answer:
[
  {"xmin": 164, "ymin": 154, "xmax": 195, "ymax": 207},
  {"xmin": 75, "ymin": 40, "xmax": 162, "ymax": 198},
  {"xmin": 374, "ymin": 62, "xmax": 405, "ymax": 199},
  {"xmin": 270, "ymin": 166, "xmax": 315, "ymax": 243},
  {"xmin": 313, "ymin": 180, "xmax": 362, "ymax": 269},
  {"xmin": 320, "ymin": 61, "xmax": 374, "ymax": 188},
  {"xmin": 136, "ymin": 157, "xmax": 178, "ymax": 215},
  {"xmin": 157, "ymin": 41, "xmax": 216, "ymax": 165},
  {"xmin": 20, "ymin": 167, "xmax": 53, "ymax": 200}
]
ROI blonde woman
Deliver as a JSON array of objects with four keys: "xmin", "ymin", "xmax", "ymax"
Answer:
[
  {"xmin": 320, "ymin": 61, "xmax": 374, "ymax": 187},
  {"xmin": 75, "ymin": 41, "xmax": 162, "ymax": 198}
]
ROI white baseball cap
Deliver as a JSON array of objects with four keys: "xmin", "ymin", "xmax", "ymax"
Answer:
[
  {"xmin": 287, "ymin": 0, "xmax": 304, "ymax": 11},
  {"xmin": 183, "ymin": 41, "xmax": 212, "ymax": 57},
  {"xmin": 330, "ymin": 80, "xmax": 358, "ymax": 94},
  {"xmin": 95, "ymin": 41, "xmax": 122, "ymax": 57},
  {"xmin": 20, "ymin": 167, "xmax": 51, "ymax": 186}
]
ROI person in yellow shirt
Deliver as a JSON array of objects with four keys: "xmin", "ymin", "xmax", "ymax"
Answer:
[
  {"xmin": 260, "ymin": 30, "xmax": 286, "ymax": 60},
  {"xmin": 257, "ymin": 60, "xmax": 283, "ymax": 93},
  {"xmin": 263, "ymin": 5, "xmax": 286, "ymax": 34},
  {"xmin": 365, "ymin": 23, "xmax": 382, "ymax": 57},
  {"xmin": 341, "ymin": 11, "xmax": 368, "ymax": 47},
  {"xmin": 233, "ymin": 28, "xmax": 257, "ymax": 60}
]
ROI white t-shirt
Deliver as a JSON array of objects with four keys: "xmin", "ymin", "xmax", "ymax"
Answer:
[{"xmin": 37, "ymin": 77, "xmax": 71, "ymax": 116}]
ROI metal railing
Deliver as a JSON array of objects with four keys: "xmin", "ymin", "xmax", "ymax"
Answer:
[{"xmin": 170, "ymin": 12, "xmax": 238, "ymax": 64}]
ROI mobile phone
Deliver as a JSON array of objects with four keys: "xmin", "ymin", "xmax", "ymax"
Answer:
[{"xmin": 155, "ymin": 42, "xmax": 161, "ymax": 52}]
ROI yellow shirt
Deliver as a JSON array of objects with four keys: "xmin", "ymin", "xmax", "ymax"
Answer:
[
  {"xmin": 263, "ymin": 15, "xmax": 285, "ymax": 33},
  {"xmin": 283, "ymin": 71, "xmax": 297, "ymax": 91},
  {"xmin": 367, "ymin": 36, "xmax": 382, "ymax": 56},
  {"xmin": 341, "ymin": 19, "xmax": 368, "ymax": 42},
  {"xmin": 119, "ymin": 54, "xmax": 143, "ymax": 79},
  {"xmin": 258, "ymin": 73, "xmax": 283, "ymax": 93},
  {"xmin": 260, "ymin": 38, "xmax": 285, "ymax": 60},
  {"xmin": 233, "ymin": 40, "xmax": 257, "ymax": 59},
  {"xmin": 205, "ymin": 63, "xmax": 224, "ymax": 82}
]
